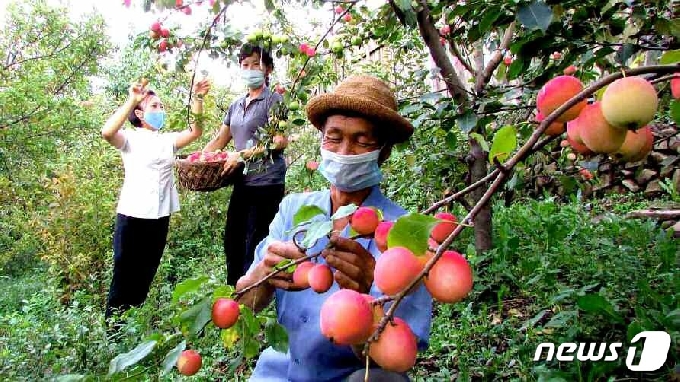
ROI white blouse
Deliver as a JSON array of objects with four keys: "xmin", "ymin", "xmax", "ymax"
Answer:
[{"xmin": 115, "ymin": 129, "xmax": 181, "ymax": 219}]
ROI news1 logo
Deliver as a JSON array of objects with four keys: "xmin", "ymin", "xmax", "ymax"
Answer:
[{"xmin": 534, "ymin": 331, "xmax": 671, "ymax": 372}]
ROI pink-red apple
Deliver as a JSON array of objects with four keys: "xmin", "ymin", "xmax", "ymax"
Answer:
[
  {"xmin": 578, "ymin": 102, "xmax": 627, "ymax": 154},
  {"xmin": 536, "ymin": 75, "xmax": 587, "ymax": 123},
  {"xmin": 211, "ymin": 298, "xmax": 240, "ymax": 329},
  {"xmin": 374, "ymin": 221, "xmax": 394, "ymax": 252},
  {"xmin": 308, "ymin": 264, "xmax": 334, "ymax": 293},
  {"xmin": 601, "ymin": 76, "xmax": 658, "ymax": 130},
  {"xmin": 177, "ymin": 349, "xmax": 202, "ymax": 376},
  {"xmin": 320, "ymin": 289, "xmax": 373, "ymax": 345},
  {"xmin": 612, "ymin": 125, "xmax": 653, "ymax": 163},
  {"xmin": 374, "ymin": 247, "xmax": 423, "ymax": 296},
  {"xmin": 430, "ymin": 212, "xmax": 457, "ymax": 243},
  {"xmin": 424, "ymin": 250, "xmax": 473, "ymax": 303},
  {"xmin": 368, "ymin": 317, "xmax": 418, "ymax": 373},
  {"xmin": 350, "ymin": 207, "xmax": 380, "ymax": 235}
]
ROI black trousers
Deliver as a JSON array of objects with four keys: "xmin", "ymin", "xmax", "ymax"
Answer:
[
  {"xmin": 105, "ymin": 213, "xmax": 170, "ymax": 320},
  {"xmin": 224, "ymin": 181, "xmax": 285, "ymax": 286}
]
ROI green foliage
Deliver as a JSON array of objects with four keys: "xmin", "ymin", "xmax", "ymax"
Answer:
[
  {"xmin": 418, "ymin": 198, "xmax": 678, "ymax": 380},
  {"xmin": 0, "ymin": 0, "xmax": 112, "ymax": 278}
]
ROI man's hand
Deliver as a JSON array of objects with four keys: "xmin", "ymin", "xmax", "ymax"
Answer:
[
  {"xmin": 252, "ymin": 241, "xmax": 307, "ymax": 291},
  {"xmin": 322, "ymin": 235, "xmax": 375, "ymax": 293}
]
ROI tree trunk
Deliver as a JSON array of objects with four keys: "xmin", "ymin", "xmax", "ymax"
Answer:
[{"xmin": 470, "ymin": 139, "xmax": 493, "ymax": 251}]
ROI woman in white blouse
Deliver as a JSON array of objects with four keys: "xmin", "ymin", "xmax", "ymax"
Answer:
[{"xmin": 100, "ymin": 78, "xmax": 210, "ymax": 324}]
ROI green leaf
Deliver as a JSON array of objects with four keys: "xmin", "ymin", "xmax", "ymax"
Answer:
[
  {"xmin": 577, "ymin": 294, "xmax": 624, "ymax": 323},
  {"xmin": 108, "ymin": 340, "xmax": 157, "ymax": 375},
  {"xmin": 445, "ymin": 131, "xmax": 458, "ymax": 151},
  {"xmin": 386, "ymin": 213, "xmax": 439, "ymax": 256},
  {"xmin": 507, "ymin": 57, "xmax": 524, "ymax": 81},
  {"xmin": 172, "ymin": 276, "xmax": 209, "ymax": 303},
  {"xmin": 273, "ymin": 258, "xmax": 296, "ymax": 273},
  {"xmin": 517, "ymin": 1, "xmax": 553, "ymax": 32},
  {"xmin": 293, "ymin": 205, "xmax": 326, "ymax": 226},
  {"xmin": 265, "ymin": 319, "xmax": 289, "ymax": 353},
  {"xmin": 615, "ymin": 43, "xmax": 637, "ymax": 65},
  {"xmin": 331, "ymin": 204, "xmax": 358, "ymax": 220},
  {"xmin": 179, "ymin": 297, "xmax": 213, "ymax": 336},
  {"xmin": 212, "ymin": 285, "xmax": 234, "ymax": 299},
  {"xmin": 479, "ymin": 8, "xmax": 503, "ymax": 34},
  {"xmin": 392, "ymin": 0, "xmax": 417, "ymax": 27},
  {"xmin": 291, "ymin": 118, "xmax": 307, "ymax": 126},
  {"xmin": 243, "ymin": 335, "xmax": 261, "ymax": 359},
  {"xmin": 659, "ymin": 49, "xmax": 680, "ymax": 64},
  {"xmin": 221, "ymin": 326, "xmax": 240, "ymax": 349},
  {"xmin": 627, "ymin": 321, "xmax": 644, "ymax": 343},
  {"xmin": 301, "ymin": 220, "xmax": 333, "ymax": 248},
  {"xmin": 489, "ymin": 125, "xmax": 517, "ymax": 163},
  {"xmin": 400, "ymin": 103, "xmax": 423, "ymax": 115},
  {"xmin": 264, "ymin": 0, "xmax": 274, "ymax": 11},
  {"xmin": 544, "ymin": 310, "xmax": 577, "ymax": 328},
  {"xmin": 419, "ymin": 92, "xmax": 443, "ymax": 103},
  {"xmin": 161, "ymin": 340, "xmax": 186, "ymax": 376},
  {"xmin": 470, "ymin": 132, "xmax": 490, "ymax": 153},
  {"xmin": 495, "ymin": 61, "xmax": 507, "ymax": 81},
  {"xmin": 457, "ymin": 111, "xmax": 478, "ymax": 133},
  {"xmin": 671, "ymin": 100, "xmax": 680, "ymax": 125}
]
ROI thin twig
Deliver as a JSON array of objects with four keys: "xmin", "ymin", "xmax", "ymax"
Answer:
[
  {"xmin": 233, "ymin": 253, "xmax": 321, "ymax": 300},
  {"xmin": 475, "ymin": 22, "xmax": 516, "ymax": 94},
  {"xmin": 650, "ymin": 73, "xmax": 679, "ymax": 85},
  {"xmin": 185, "ymin": 4, "xmax": 231, "ymax": 130},
  {"xmin": 289, "ymin": 5, "xmax": 356, "ymax": 95},
  {"xmin": 447, "ymin": 39, "xmax": 476, "ymax": 76}
]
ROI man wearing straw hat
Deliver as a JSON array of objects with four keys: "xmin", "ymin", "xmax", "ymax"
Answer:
[{"xmin": 236, "ymin": 75, "xmax": 432, "ymax": 381}]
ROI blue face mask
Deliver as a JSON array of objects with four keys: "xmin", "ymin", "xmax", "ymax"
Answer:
[
  {"xmin": 143, "ymin": 111, "xmax": 165, "ymax": 130},
  {"xmin": 240, "ymin": 69, "xmax": 265, "ymax": 89},
  {"xmin": 318, "ymin": 148, "xmax": 383, "ymax": 192}
]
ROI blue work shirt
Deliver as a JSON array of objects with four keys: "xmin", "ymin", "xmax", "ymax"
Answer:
[
  {"xmin": 223, "ymin": 86, "xmax": 286, "ymax": 186},
  {"xmin": 245, "ymin": 185, "xmax": 433, "ymax": 382}
]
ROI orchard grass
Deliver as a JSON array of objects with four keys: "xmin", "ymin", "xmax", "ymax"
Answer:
[{"xmin": 0, "ymin": 195, "xmax": 677, "ymax": 381}]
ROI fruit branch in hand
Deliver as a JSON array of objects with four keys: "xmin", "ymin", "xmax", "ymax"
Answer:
[{"xmin": 232, "ymin": 252, "xmax": 321, "ymax": 300}]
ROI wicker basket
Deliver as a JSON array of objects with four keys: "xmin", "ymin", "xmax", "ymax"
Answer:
[{"xmin": 175, "ymin": 155, "xmax": 243, "ymax": 192}]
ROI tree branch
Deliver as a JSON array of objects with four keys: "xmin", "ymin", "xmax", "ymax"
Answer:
[
  {"xmin": 415, "ymin": 0, "xmax": 469, "ymax": 107},
  {"xmin": 447, "ymin": 39, "xmax": 476, "ymax": 76},
  {"xmin": 475, "ymin": 22, "xmax": 516, "ymax": 94},
  {"xmin": 233, "ymin": 253, "xmax": 321, "ymax": 300}
]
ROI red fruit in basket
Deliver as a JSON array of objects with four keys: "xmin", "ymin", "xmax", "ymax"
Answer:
[{"xmin": 187, "ymin": 152, "xmax": 201, "ymax": 162}]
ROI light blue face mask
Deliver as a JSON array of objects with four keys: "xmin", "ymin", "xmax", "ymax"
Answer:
[
  {"xmin": 241, "ymin": 69, "xmax": 265, "ymax": 89},
  {"xmin": 143, "ymin": 111, "xmax": 165, "ymax": 130},
  {"xmin": 318, "ymin": 148, "xmax": 383, "ymax": 192}
]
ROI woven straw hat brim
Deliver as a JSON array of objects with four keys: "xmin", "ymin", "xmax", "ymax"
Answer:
[{"xmin": 306, "ymin": 93, "xmax": 414, "ymax": 144}]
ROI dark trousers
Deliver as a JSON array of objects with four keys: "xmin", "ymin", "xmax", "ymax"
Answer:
[
  {"xmin": 224, "ymin": 181, "xmax": 285, "ymax": 286},
  {"xmin": 105, "ymin": 213, "xmax": 170, "ymax": 320}
]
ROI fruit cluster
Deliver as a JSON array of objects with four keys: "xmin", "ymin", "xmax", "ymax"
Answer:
[
  {"xmin": 185, "ymin": 150, "xmax": 230, "ymax": 163},
  {"xmin": 535, "ymin": 74, "xmax": 661, "ymax": 163},
  {"xmin": 316, "ymin": 207, "xmax": 473, "ymax": 373}
]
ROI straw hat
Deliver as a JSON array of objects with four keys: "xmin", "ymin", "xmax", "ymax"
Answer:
[{"xmin": 305, "ymin": 75, "xmax": 414, "ymax": 143}]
